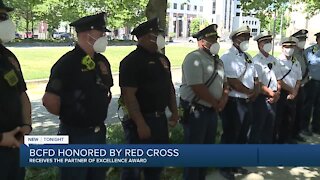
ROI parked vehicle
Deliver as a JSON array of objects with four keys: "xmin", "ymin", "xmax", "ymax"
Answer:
[
  {"xmin": 15, "ymin": 32, "xmax": 22, "ymax": 39},
  {"xmin": 53, "ymin": 32, "xmax": 71, "ymax": 40}
]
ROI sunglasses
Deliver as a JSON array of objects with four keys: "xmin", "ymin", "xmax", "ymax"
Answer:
[{"xmin": 0, "ymin": 13, "xmax": 9, "ymax": 21}]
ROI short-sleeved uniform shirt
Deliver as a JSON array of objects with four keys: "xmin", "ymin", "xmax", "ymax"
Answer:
[
  {"xmin": 45, "ymin": 44, "xmax": 113, "ymax": 127},
  {"xmin": 221, "ymin": 46, "xmax": 257, "ymax": 98},
  {"xmin": 253, "ymin": 53, "xmax": 281, "ymax": 91},
  {"xmin": 119, "ymin": 45, "xmax": 172, "ymax": 113},
  {"xmin": 180, "ymin": 49, "xmax": 225, "ymax": 107},
  {"xmin": 277, "ymin": 53, "xmax": 302, "ymax": 89},
  {"xmin": 305, "ymin": 44, "xmax": 320, "ymax": 80},
  {"xmin": 293, "ymin": 48, "xmax": 309, "ymax": 85},
  {"xmin": 0, "ymin": 44, "xmax": 27, "ymax": 132}
]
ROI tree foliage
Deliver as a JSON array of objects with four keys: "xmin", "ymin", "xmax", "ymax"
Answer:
[
  {"xmin": 302, "ymin": 0, "xmax": 320, "ymax": 17},
  {"xmin": 4, "ymin": 0, "xmax": 149, "ymax": 37},
  {"xmin": 241, "ymin": 0, "xmax": 291, "ymax": 34},
  {"xmin": 189, "ymin": 18, "xmax": 209, "ymax": 36}
]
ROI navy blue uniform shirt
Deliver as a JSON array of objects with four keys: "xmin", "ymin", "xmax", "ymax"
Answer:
[
  {"xmin": 0, "ymin": 44, "xmax": 27, "ymax": 132},
  {"xmin": 46, "ymin": 44, "xmax": 113, "ymax": 127},
  {"xmin": 119, "ymin": 45, "xmax": 172, "ymax": 113}
]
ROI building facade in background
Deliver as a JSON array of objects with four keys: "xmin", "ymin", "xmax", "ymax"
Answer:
[
  {"xmin": 287, "ymin": 2, "xmax": 320, "ymax": 45},
  {"xmin": 167, "ymin": 0, "xmax": 260, "ymax": 40}
]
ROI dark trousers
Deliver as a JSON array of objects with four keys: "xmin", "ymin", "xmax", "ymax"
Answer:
[
  {"xmin": 293, "ymin": 86, "xmax": 306, "ymax": 136},
  {"xmin": 219, "ymin": 97, "xmax": 253, "ymax": 174},
  {"xmin": 275, "ymin": 90, "xmax": 296, "ymax": 143},
  {"xmin": 249, "ymin": 95, "xmax": 276, "ymax": 144},
  {"xmin": 182, "ymin": 103, "xmax": 218, "ymax": 180},
  {"xmin": 302, "ymin": 79, "xmax": 320, "ymax": 132},
  {"xmin": 220, "ymin": 97, "xmax": 253, "ymax": 144},
  {"xmin": 58, "ymin": 123, "xmax": 107, "ymax": 180},
  {"xmin": 121, "ymin": 114, "xmax": 169, "ymax": 180},
  {"xmin": 0, "ymin": 147, "xmax": 25, "ymax": 180}
]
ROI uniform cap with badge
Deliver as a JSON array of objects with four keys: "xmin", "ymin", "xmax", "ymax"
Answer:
[
  {"xmin": 229, "ymin": 25, "xmax": 252, "ymax": 39},
  {"xmin": 254, "ymin": 32, "xmax": 273, "ymax": 53},
  {"xmin": 69, "ymin": 12, "xmax": 110, "ymax": 33},
  {"xmin": 281, "ymin": 36, "xmax": 299, "ymax": 46},
  {"xmin": 131, "ymin": 18, "xmax": 164, "ymax": 38},
  {"xmin": 192, "ymin": 24, "xmax": 220, "ymax": 54},
  {"xmin": 291, "ymin": 29, "xmax": 308, "ymax": 49},
  {"xmin": 192, "ymin": 24, "xmax": 220, "ymax": 40},
  {"xmin": 230, "ymin": 26, "xmax": 252, "ymax": 52},
  {"xmin": 281, "ymin": 36, "xmax": 298, "ymax": 57},
  {"xmin": 291, "ymin": 29, "xmax": 308, "ymax": 39},
  {"xmin": 254, "ymin": 31, "xmax": 272, "ymax": 43}
]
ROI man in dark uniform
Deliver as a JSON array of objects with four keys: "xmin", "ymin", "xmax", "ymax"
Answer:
[
  {"xmin": 0, "ymin": 1, "xmax": 32, "ymax": 179},
  {"xmin": 291, "ymin": 29, "xmax": 309, "ymax": 141},
  {"xmin": 119, "ymin": 18, "xmax": 179, "ymax": 180},
  {"xmin": 42, "ymin": 12, "xmax": 113, "ymax": 180},
  {"xmin": 179, "ymin": 24, "xmax": 229, "ymax": 180}
]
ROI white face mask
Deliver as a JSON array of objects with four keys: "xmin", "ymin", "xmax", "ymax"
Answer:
[
  {"xmin": 297, "ymin": 41, "xmax": 306, "ymax": 49},
  {"xmin": 209, "ymin": 42, "xmax": 220, "ymax": 55},
  {"xmin": 263, "ymin": 43, "xmax": 272, "ymax": 53},
  {"xmin": 0, "ymin": 19, "xmax": 15, "ymax": 43},
  {"xmin": 283, "ymin": 47, "xmax": 295, "ymax": 56},
  {"xmin": 156, "ymin": 35, "xmax": 165, "ymax": 50},
  {"xmin": 239, "ymin": 40, "xmax": 249, "ymax": 52},
  {"xmin": 88, "ymin": 34, "xmax": 108, "ymax": 53}
]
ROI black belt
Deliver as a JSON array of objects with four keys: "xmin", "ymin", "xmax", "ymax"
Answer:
[
  {"xmin": 60, "ymin": 122, "xmax": 105, "ymax": 133},
  {"xmin": 143, "ymin": 111, "xmax": 166, "ymax": 118},
  {"xmin": 229, "ymin": 97, "xmax": 250, "ymax": 103},
  {"xmin": 180, "ymin": 98, "xmax": 212, "ymax": 111}
]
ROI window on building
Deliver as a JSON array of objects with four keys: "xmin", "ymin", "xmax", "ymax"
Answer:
[
  {"xmin": 173, "ymin": 3, "xmax": 177, "ymax": 9},
  {"xmin": 252, "ymin": 28, "xmax": 257, "ymax": 32},
  {"xmin": 255, "ymin": 21, "xmax": 257, "ymax": 25},
  {"xmin": 200, "ymin": 6, "xmax": 203, "ymax": 12},
  {"xmin": 212, "ymin": 1, "xmax": 216, "ymax": 14},
  {"xmin": 237, "ymin": 4, "xmax": 241, "ymax": 9},
  {"xmin": 181, "ymin": 4, "xmax": 184, "ymax": 10},
  {"xmin": 194, "ymin": 5, "xmax": 197, "ymax": 11},
  {"xmin": 236, "ymin": 12, "xmax": 240, "ymax": 16},
  {"xmin": 187, "ymin": 5, "xmax": 190, "ymax": 10}
]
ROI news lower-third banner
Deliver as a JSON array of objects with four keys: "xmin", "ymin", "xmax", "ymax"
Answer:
[{"xmin": 20, "ymin": 144, "xmax": 320, "ymax": 167}]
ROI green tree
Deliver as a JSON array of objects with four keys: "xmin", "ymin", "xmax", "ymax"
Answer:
[
  {"xmin": 6, "ymin": 0, "xmax": 43, "ymax": 38},
  {"xmin": 189, "ymin": 18, "xmax": 209, "ymax": 36},
  {"xmin": 302, "ymin": 0, "xmax": 320, "ymax": 17},
  {"xmin": 241, "ymin": 0, "xmax": 291, "ymax": 33}
]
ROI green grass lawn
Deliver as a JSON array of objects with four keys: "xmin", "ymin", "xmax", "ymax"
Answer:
[{"xmin": 9, "ymin": 44, "xmax": 280, "ymax": 80}]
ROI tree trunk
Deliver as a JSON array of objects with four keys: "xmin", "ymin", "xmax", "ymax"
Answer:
[{"xmin": 146, "ymin": 0, "xmax": 167, "ymax": 53}]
